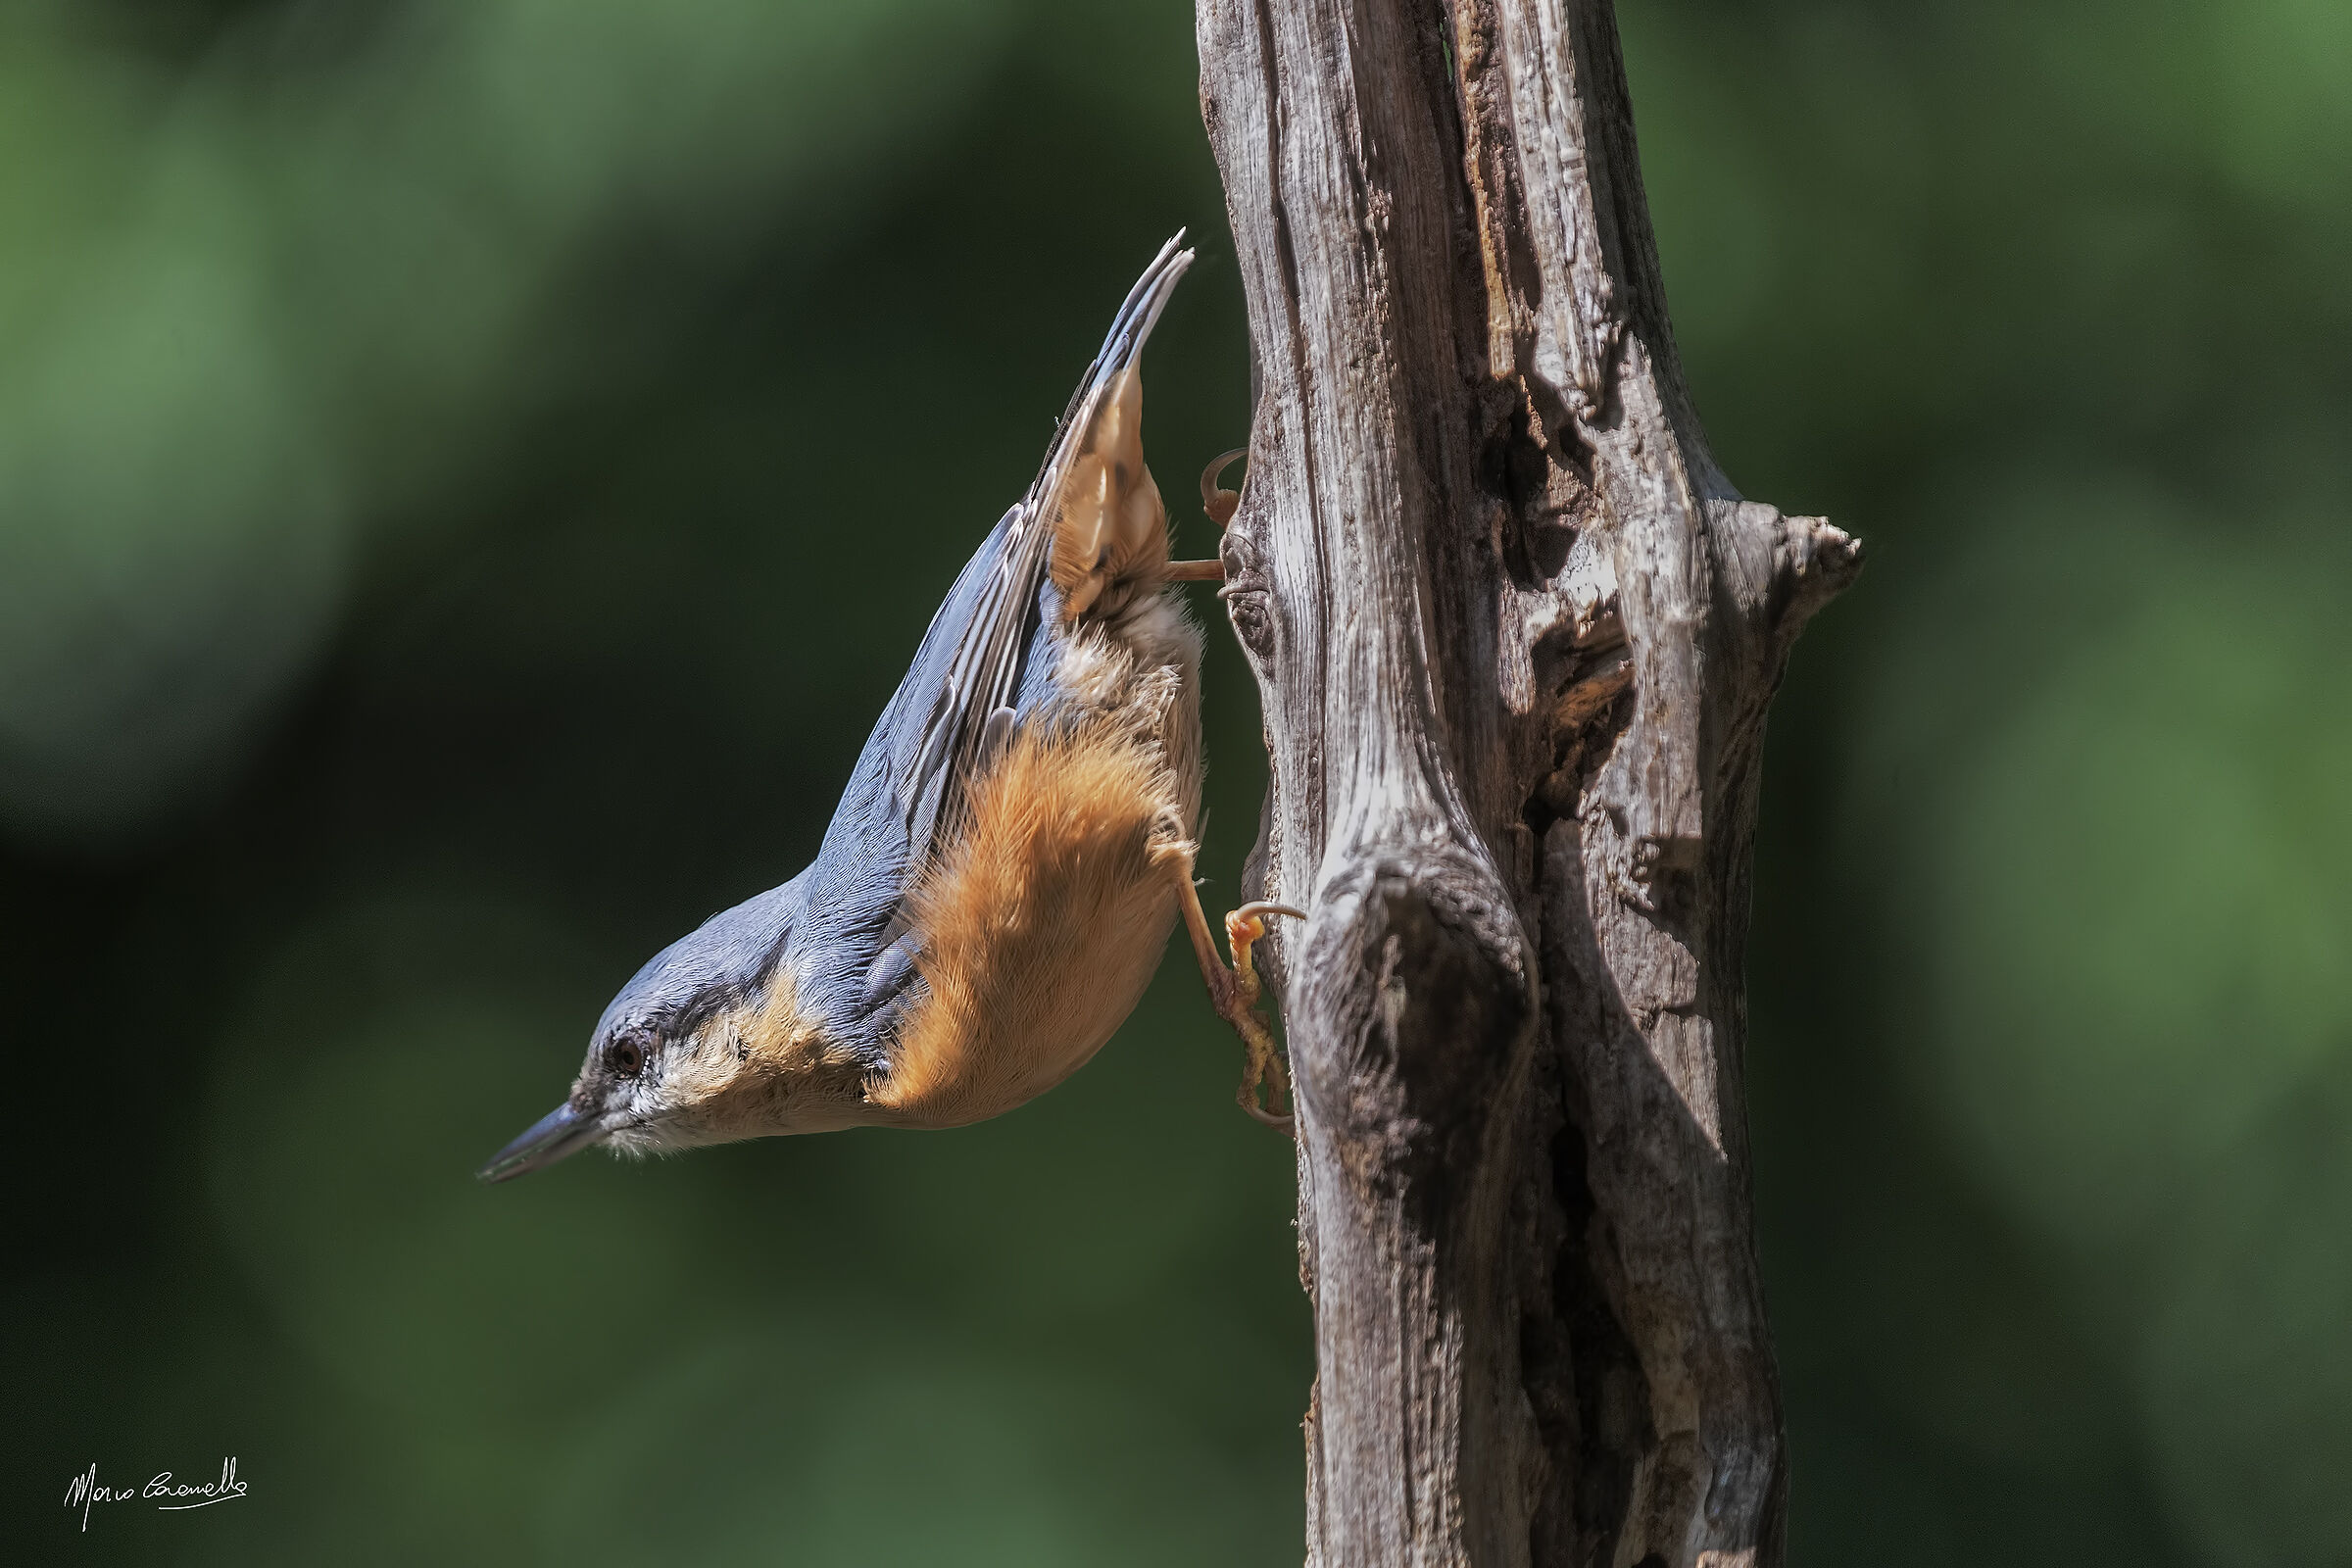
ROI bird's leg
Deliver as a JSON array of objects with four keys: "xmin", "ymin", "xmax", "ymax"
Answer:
[
  {"xmin": 1161, "ymin": 843, "xmax": 1303, "ymax": 1134},
  {"xmin": 1168, "ymin": 447, "xmax": 1250, "ymax": 581},
  {"xmin": 1222, "ymin": 900, "xmax": 1302, "ymax": 1127}
]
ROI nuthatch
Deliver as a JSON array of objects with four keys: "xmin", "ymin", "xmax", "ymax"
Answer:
[{"xmin": 481, "ymin": 235, "xmax": 1297, "ymax": 1183}]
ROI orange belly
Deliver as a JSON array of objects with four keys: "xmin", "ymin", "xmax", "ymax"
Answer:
[{"xmin": 867, "ymin": 713, "xmax": 1189, "ymax": 1128}]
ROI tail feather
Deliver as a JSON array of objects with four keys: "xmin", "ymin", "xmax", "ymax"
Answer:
[
  {"xmin": 1048, "ymin": 363, "xmax": 1170, "ymax": 619},
  {"xmin": 1043, "ymin": 237, "xmax": 1193, "ymax": 622}
]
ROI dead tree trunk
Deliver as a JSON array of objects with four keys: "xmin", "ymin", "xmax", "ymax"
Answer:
[{"xmin": 1195, "ymin": 3, "xmax": 1861, "ymax": 1563}]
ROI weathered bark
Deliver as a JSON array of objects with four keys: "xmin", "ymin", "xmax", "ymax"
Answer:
[{"xmin": 1195, "ymin": 3, "xmax": 1861, "ymax": 1564}]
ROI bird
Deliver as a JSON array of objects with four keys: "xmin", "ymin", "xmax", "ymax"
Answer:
[{"xmin": 480, "ymin": 233, "xmax": 1298, "ymax": 1184}]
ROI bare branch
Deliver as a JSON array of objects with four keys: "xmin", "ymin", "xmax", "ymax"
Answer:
[{"xmin": 1197, "ymin": 2, "xmax": 1859, "ymax": 1563}]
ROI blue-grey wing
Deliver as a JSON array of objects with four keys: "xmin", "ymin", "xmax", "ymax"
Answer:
[
  {"xmin": 903, "ymin": 232, "xmax": 1195, "ymax": 853},
  {"xmin": 789, "ymin": 234, "xmax": 1196, "ymax": 1040}
]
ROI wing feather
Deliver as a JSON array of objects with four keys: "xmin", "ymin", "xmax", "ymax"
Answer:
[
  {"xmin": 794, "ymin": 236, "xmax": 1195, "ymax": 1041},
  {"xmin": 899, "ymin": 233, "xmax": 1194, "ymax": 861}
]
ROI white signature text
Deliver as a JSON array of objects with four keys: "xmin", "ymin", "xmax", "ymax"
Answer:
[{"xmin": 63, "ymin": 1459, "xmax": 247, "ymax": 1532}]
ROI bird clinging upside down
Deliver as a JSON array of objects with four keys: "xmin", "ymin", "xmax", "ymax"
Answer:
[{"xmin": 481, "ymin": 235, "xmax": 1297, "ymax": 1183}]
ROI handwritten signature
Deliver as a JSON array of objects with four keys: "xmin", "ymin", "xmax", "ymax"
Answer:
[{"xmin": 63, "ymin": 1459, "xmax": 247, "ymax": 1532}]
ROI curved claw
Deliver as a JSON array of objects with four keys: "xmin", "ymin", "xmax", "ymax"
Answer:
[
  {"xmin": 1200, "ymin": 447, "xmax": 1248, "ymax": 527},
  {"xmin": 1239, "ymin": 1051, "xmax": 1294, "ymax": 1134}
]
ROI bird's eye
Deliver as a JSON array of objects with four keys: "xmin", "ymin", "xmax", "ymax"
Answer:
[{"xmin": 608, "ymin": 1033, "xmax": 648, "ymax": 1077}]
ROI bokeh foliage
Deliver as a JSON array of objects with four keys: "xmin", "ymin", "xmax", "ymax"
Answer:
[{"xmin": 3, "ymin": 1, "xmax": 2345, "ymax": 1562}]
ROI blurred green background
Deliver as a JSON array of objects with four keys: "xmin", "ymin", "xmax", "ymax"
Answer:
[{"xmin": 3, "ymin": 0, "xmax": 2345, "ymax": 1562}]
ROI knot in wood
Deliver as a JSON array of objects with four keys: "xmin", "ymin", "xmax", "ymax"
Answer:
[
  {"xmin": 1215, "ymin": 523, "xmax": 1278, "ymax": 663},
  {"xmin": 1291, "ymin": 851, "xmax": 1536, "ymax": 1214}
]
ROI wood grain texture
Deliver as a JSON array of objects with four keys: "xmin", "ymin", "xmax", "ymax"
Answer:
[{"xmin": 1194, "ymin": 3, "xmax": 1861, "ymax": 1564}]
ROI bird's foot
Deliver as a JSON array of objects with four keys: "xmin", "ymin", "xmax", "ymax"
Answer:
[
  {"xmin": 1169, "ymin": 448, "xmax": 1250, "ymax": 584},
  {"xmin": 1164, "ymin": 844, "xmax": 1303, "ymax": 1135},
  {"xmin": 1220, "ymin": 900, "xmax": 1303, "ymax": 1133},
  {"xmin": 1200, "ymin": 446, "xmax": 1247, "ymax": 527}
]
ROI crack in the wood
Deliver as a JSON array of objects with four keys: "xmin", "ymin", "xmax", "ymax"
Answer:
[{"xmin": 1517, "ymin": 808, "xmax": 1658, "ymax": 1568}]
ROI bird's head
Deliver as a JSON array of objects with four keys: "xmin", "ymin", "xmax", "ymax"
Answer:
[{"xmin": 478, "ymin": 879, "xmax": 871, "ymax": 1182}]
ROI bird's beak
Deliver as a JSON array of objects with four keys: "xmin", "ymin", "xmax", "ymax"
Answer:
[{"xmin": 477, "ymin": 1102, "xmax": 603, "ymax": 1183}]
